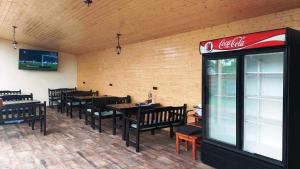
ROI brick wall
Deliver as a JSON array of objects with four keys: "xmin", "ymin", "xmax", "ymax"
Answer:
[{"xmin": 77, "ymin": 8, "xmax": 300, "ymax": 108}]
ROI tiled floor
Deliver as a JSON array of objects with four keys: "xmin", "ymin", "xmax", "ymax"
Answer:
[{"xmin": 0, "ymin": 108, "xmax": 213, "ymax": 169}]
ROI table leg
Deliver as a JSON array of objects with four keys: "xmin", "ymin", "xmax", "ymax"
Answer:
[
  {"xmin": 112, "ymin": 110, "xmax": 116, "ymax": 135},
  {"xmin": 122, "ymin": 113, "xmax": 126, "ymax": 140}
]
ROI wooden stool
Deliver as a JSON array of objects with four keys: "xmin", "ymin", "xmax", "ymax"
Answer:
[{"xmin": 176, "ymin": 132, "xmax": 201, "ymax": 160}]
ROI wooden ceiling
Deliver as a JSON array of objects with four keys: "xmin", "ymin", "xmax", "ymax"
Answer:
[{"xmin": 0, "ymin": 0, "xmax": 299, "ymax": 55}]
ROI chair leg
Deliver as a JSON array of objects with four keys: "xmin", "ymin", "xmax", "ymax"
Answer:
[
  {"xmin": 40, "ymin": 119, "xmax": 43, "ymax": 132},
  {"xmin": 32, "ymin": 121, "xmax": 35, "ymax": 130},
  {"xmin": 60, "ymin": 104, "xmax": 63, "ymax": 113},
  {"xmin": 79, "ymin": 108, "xmax": 82, "ymax": 119},
  {"xmin": 91, "ymin": 115, "xmax": 95, "ymax": 130},
  {"xmin": 170, "ymin": 126, "xmax": 174, "ymax": 138},
  {"xmin": 70, "ymin": 106, "xmax": 73, "ymax": 118},
  {"xmin": 136, "ymin": 130, "xmax": 140, "ymax": 152},
  {"xmin": 85, "ymin": 111, "xmax": 88, "ymax": 125},
  {"xmin": 192, "ymin": 139, "xmax": 196, "ymax": 160},
  {"xmin": 185, "ymin": 141, "xmax": 189, "ymax": 151},
  {"xmin": 44, "ymin": 117, "xmax": 47, "ymax": 136},
  {"xmin": 176, "ymin": 134, "xmax": 180, "ymax": 154},
  {"xmin": 112, "ymin": 110, "xmax": 117, "ymax": 135},
  {"xmin": 98, "ymin": 117, "xmax": 102, "ymax": 133},
  {"xmin": 126, "ymin": 122, "xmax": 130, "ymax": 147}
]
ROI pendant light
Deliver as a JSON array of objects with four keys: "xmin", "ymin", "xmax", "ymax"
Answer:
[
  {"xmin": 83, "ymin": 0, "xmax": 92, "ymax": 7},
  {"xmin": 116, "ymin": 33, "xmax": 122, "ymax": 55}
]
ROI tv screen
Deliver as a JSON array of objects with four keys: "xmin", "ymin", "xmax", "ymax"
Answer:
[{"xmin": 19, "ymin": 49, "xmax": 58, "ymax": 71}]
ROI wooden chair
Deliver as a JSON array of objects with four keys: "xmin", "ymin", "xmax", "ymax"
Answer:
[
  {"xmin": 48, "ymin": 87, "xmax": 76, "ymax": 110},
  {"xmin": 88, "ymin": 96, "xmax": 131, "ymax": 132},
  {"xmin": 176, "ymin": 125, "xmax": 202, "ymax": 160},
  {"xmin": 65, "ymin": 90, "xmax": 93, "ymax": 118}
]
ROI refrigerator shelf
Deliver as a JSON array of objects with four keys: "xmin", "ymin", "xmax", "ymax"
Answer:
[
  {"xmin": 245, "ymin": 72, "xmax": 283, "ymax": 75},
  {"xmin": 211, "ymin": 95, "xmax": 236, "ymax": 98},
  {"xmin": 245, "ymin": 96, "xmax": 282, "ymax": 101}
]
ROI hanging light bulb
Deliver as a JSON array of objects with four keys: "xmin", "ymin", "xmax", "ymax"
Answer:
[
  {"xmin": 116, "ymin": 33, "xmax": 122, "ymax": 55},
  {"xmin": 12, "ymin": 26, "xmax": 18, "ymax": 50},
  {"xmin": 12, "ymin": 41, "xmax": 18, "ymax": 49}
]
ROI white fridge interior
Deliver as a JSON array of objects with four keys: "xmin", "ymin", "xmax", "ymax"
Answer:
[
  {"xmin": 207, "ymin": 59, "xmax": 237, "ymax": 145},
  {"xmin": 243, "ymin": 52, "xmax": 284, "ymax": 161}
]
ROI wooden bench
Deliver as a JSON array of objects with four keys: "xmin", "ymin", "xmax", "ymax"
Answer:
[
  {"xmin": 125, "ymin": 104, "xmax": 187, "ymax": 152},
  {"xmin": 0, "ymin": 90, "xmax": 22, "ymax": 95},
  {"xmin": 0, "ymin": 101, "xmax": 47, "ymax": 135},
  {"xmin": 1, "ymin": 93, "xmax": 33, "ymax": 101}
]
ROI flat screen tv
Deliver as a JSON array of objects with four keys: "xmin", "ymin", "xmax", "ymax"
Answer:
[{"xmin": 19, "ymin": 49, "xmax": 58, "ymax": 71}]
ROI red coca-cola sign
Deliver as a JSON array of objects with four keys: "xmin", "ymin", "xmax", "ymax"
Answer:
[{"xmin": 200, "ymin": 29, "xmax": 286, "ymax": 54}]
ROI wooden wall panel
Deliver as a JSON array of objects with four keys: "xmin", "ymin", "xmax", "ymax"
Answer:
[
  {"xmin": 0, "ymin": 0, "xmax": 299, "ymax": 54},
  {"xmin": 77, "ymin": 8, "xmax": 300, "ymax": 109}
]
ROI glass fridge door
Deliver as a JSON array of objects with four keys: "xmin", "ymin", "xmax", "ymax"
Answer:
[
  {"xmin": 243, "ymin": 52, "xmax": 284, "ymax": 161},
  {"xmin": 206, "ymin": 58, "xmax": 237, "ymax": 145}
]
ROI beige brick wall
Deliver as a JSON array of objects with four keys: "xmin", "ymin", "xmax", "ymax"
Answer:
[{"xmin": 77, "ymin": 8, "xmax": 300, "ymax": 109}]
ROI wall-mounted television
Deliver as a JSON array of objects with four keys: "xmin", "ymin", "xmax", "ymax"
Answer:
[{"xmin": 19, "ymin": 49, "xmax": 58, "ymax": 71}]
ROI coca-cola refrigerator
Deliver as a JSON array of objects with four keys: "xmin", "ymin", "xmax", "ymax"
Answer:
[{"xmin": 200, "ymin": 28, "xmax": 300, "ymax": 169}]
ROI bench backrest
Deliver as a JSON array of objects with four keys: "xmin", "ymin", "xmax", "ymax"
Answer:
[
  {"xmin": 137, "ymin": 104, "xmax": 187, "ymax": 128},
  {"xmin": 48, "ymin": 87, "xmax": 76, "ymax": 98},
  {"xmin": 0, "ymin": 102, "xmax": 38, "ymax": 125},
  {"xmin": 92, "ymin": 91, "xmax": 99, "ymax": 96},
  {"xmin": 91, "ymin": 97, "xmax": 119, "ymax": 110},
  {"xmin": 1, "ymin": 94, "xmax": 33, "ymax": 101},
  {"xmin": 0, "ymin": 90, "xmax": 22, "ymax": 95},
  {"xmin": 116, "ymin": 95, "xmax": 131, "ymax": 104},
  {"xmin": 68, "ymin": 90, "xmax": 93, "ymax": 97}
]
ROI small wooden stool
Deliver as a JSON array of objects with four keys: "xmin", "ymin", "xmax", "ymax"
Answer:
[{"xmin": 176, "ymin": 125, "xmax": 201, "ymax": 160}]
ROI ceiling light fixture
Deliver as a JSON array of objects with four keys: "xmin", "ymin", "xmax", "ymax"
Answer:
[
  {"xmin": 116, "ymin": 33, "xmax": 122, "ymax": 55},
  {"xmin": 12, "ymin": 26, "xmax": 18, "ymax": 50},
  {"xmin": 83, "ymin": 0, "xmax": 92, "ymax": 7}
]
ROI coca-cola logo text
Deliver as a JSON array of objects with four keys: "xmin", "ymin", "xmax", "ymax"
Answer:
[{"xmin": 218, "ymin": 36, "xmax": 246, "ymax": 49}]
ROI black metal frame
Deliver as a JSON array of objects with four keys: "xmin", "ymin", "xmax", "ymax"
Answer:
[{"xmin": 201, "ymin": 27, "xmax": 300, "ymax": 169}]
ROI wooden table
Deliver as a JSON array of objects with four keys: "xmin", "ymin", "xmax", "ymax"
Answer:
[
  {"xmin": 106, "ymin": 103, "xmax": 161, "ymax": 140},
  {"xmin": 73, "ymin": 95, "xmax": 116, "ymax": 102}
]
